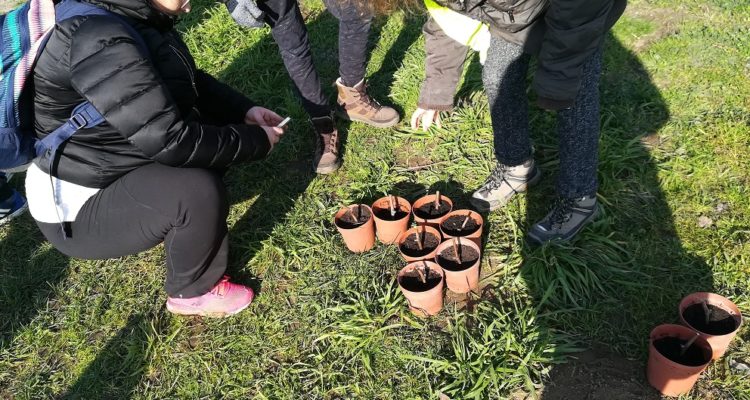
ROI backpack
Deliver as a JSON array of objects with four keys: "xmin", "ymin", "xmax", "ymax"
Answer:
[{"xmin": 0, "ymin": 0, "xmax": 147, "ymax": 172}]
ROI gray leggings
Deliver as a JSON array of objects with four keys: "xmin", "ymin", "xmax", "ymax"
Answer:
[{"xmin": 482, "ymin": 36, "xmax": 603, "ymax": 198}]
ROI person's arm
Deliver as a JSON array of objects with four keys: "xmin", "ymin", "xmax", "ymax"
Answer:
[
  {"xmin": 68, "ymin": 17, "xmax": 271, "ymax": 166},
  {"xmin": 417, "ymin": 17, "xmax": 471, "ymax": 111},
  {"xmin": 532, "ymin": 0, "xmax": 617, "ymax": 110},
  {"xmin": 195, "ymin": 70, "xmax": 255, "ymax": 125}
]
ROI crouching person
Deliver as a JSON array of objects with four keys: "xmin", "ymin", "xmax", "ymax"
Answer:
[{"xmin": 26, "ymin": 0, "xmax": 285, "ymax": 317}]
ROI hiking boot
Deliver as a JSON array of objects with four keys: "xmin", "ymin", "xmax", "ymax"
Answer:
[
  {"xmin": 527, "ymin": 195, "xmax": 599, "ymax": 245},
  {"xmin": 311, "ymin": 114, "xmax": 342, "ymax": 174},
  {"xmin": 0, "ymin": 189, "xmax": 28, "ymax": 226},
  {"xmin": 166, "ymin": 275, "xmax": 254, "ymax": 317},
  {"xmin": 470, "ymin": 159, "xmax": 541, "ymax": 212},
  {"xmin": 335, "ymin": 78, "xmax": 399, "ymax": 128}
]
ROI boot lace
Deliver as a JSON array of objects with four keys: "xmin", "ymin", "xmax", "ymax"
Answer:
[
  {"xmin": 480, "ymin": 164, "xmax": 513, "ymax": 193},
  {"xmin": 549, "ymin": 197, "xmax": 575, "ymax": 227},
  {"xmin": 352, "ymin": 82, "xmax": 381, "ymax": 110}
]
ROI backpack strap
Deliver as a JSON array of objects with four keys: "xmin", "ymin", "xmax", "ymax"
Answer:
[{"xmin": 34, "ymin": 0, "xmax": 150, "ymax": 159}]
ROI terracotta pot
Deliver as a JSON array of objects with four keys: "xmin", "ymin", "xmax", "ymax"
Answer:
[
  {"xmin": 397, "ymin": 225, "xmax": 441, "ymax": 262},
  {"xmin": 371, "ymin": 196, "xmax": 412, "ymax": 244},
  {"xmin": 434, "ymin": 238, "xmax": 481, "ymax": 294},
  {"xmin": 397, "ymin": 261, "xmax": 444, "ymax": 317},
  {"xmin": 679, "ymin": 292, "xmax": 743, "ymax": 360},
  {"xmin": 334, "ymin": 204, "xmax": 376, "ymax": 253},
  {"xmin": 439, "ymin": 209, "xmax": 483, "ymax": 247},
  {"xmin": 412, "ymin": 194, "xmax": 453, "ymax": 230},
  {"xmin": 647, "ymin": 324, "xmax": 713, "ymax": 397}
]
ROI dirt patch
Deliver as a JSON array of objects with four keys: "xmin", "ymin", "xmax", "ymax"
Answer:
[
  {"xmin": 626, "ymin": 6, "xmax": 689, "ymax": 53},
  {"xmin": 539, "ymin": 347, "xmax": 661, "ymax": 400}
]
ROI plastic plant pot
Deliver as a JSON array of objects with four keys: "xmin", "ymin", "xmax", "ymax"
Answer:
[{"xmin": 334, "ymin": 204, "xmax": 376, "ymax": 253}]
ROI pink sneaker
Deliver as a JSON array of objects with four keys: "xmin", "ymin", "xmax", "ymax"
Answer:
[{"xmin": 166, "ymin": 276, "xmax": 254, "ymax": 317}]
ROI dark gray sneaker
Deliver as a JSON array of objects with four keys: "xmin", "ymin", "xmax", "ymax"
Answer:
[
  {"xmin": 470, "ymin": 159, "xmax": 542, "ymax": 212},
  {"xmin": 528, "ymin": 195, "xmax": 599, "ymax": 245}
]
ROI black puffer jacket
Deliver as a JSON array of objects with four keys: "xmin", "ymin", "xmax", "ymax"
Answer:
[{"xmin": 33, "ymin": 0, "xmax": 271, "ymax": 188}]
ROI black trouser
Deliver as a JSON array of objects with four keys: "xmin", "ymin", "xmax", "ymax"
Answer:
[
  {"xmin": 259, "ymin": 0, "xmax": 372, "ymax": 118},
  {"xmin": 36, "ymin": 164, "xmax": 229, "ymax": 298}
]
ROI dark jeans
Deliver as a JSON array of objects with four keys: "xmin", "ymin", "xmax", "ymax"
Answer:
[
  {"xmin": 36, "ymin": 164, "xmax": 229, "ymax": 298},
  {"xmin": 482, "ymin": 36, "xmax": 603, "ymax": 198},
  {"xmin": 259, "ymin": 0, "xmax": 372, "ymax": 118}
]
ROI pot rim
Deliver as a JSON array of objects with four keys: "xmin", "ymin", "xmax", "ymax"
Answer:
[{"xmin": 649, "ymin": 324, "xmax": 713, "ymax": 369}]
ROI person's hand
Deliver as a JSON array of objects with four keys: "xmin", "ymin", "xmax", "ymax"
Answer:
[
  {"xmin": 261, "ymin": 125, "xmax": 284, "ymax": 154},
  {"xmin": 410, "ymin": 107, "xmax": 441, "ymax": 131},
  {"xmin": 245, "ymin": 106, "xmax": 283, "ymax": 126}
]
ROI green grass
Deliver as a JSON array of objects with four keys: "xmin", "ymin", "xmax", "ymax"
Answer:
[{"xmin": 1, "ymin": 0, "xmax": 749, "ymax": 398}]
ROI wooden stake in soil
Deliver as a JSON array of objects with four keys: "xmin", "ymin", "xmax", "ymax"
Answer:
[
  {"xmin": 423, "ymin": 262, "xmax": 430, "ymax": 284},
  {"xmin": 451, "ymin": 238, "xmax": 462, "ymax": 263},
  {"xmin": 459, "ymin": 211, "xmax": 472, "ymax": 231},
  {"xmin": 388, "ymin": 195, "xmax": 397, "ymax": 217},
  {"xmin": 416, "ymin": 263, "xmax": 427, "ymax": 284},
  {"xmin": 345, "ymin": 207, "xmax": 357, "ymax": 222},
  {"xmin": 680, "ymin": 333, "xmax": 700, "ymax": 356},
  {"xmin": 413, "ymin": 231, "xmax": 423, "ymax": 251},
  {"xmin": 702, "ymin": 300, "xmax": 712, "ymax": 325},
  {"xmin": 434, "ymin": 191, "xmax": 441, "ymax": 208}
]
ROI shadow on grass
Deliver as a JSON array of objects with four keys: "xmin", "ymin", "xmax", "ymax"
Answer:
[
  {"xmin": 0, "ymin": 215, "xmax": 69, "ymax": 349},
  {"xmin": 513, "ymin": 34, "xmax": 714, "ymax": 398},
  {"xmin": 61, "ymin": 312, "xmax": 168, "ymax": 399}
]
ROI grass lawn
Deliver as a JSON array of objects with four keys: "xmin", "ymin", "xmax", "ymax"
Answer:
[{"xmin": 1, "ymin": 0, "xmax": 749, "ymax": 398}]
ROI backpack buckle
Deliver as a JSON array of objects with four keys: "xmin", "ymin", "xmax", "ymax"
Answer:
[{"xmin": 70, "ymin": 113, "xmax": 88, "ymax": 129}]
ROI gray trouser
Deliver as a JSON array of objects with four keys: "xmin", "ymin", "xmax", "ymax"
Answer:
[{"xmin": 482, "ymin": 36, "xmax": 603, "ymax": 198}]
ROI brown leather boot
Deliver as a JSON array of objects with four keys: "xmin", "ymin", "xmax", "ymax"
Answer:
[
  {"xmin": 335, "ymin": 78, "xmax": 400, "ymax": 128},
  {"xmin": 311, "ymin": 114, "xmax": 341, "ymax": 174}
]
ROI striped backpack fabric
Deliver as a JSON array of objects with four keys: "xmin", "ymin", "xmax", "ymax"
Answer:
[{"xmin": 1, "ymin": 0, "xmax": 146, "ymax": 172}]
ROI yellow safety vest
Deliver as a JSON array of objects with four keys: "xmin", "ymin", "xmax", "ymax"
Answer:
[{"xmin": 424, "ymin": 0, "xmax": 491, "ymax": 63}]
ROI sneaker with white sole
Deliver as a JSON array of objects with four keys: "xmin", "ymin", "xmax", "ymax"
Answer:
[
  {"xmin": 166, "ymin": 275, "xmax": 254, "ymax": 318},
  {"xmin": 470, "ymin": 159, "xmax": 541, "ymax": 212},
  {"xmin": 527, "ymin": 195, "xmax": 599, "ymax": 245}
]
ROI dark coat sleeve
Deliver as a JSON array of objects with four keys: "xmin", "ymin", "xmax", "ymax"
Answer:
[
  {"xmin": 195, "ymin": 70, "xmax": 256, "ymax": 124},
  {"xmin": 68, "ymin": 17, "xmax": 270, "ymax": 167},
  {"xmin": 417, "ymin": 17, "xmax": 470, "ymax": 111},
  {"xmin": 532, "ymin": 0, "xmax": 618, "ymax": 110}
]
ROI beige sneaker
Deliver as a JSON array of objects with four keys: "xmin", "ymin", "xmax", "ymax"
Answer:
[
  {"xmin": 335, "ymin": 78, "xmax": 399, "ymax": 128},
  {"xmin": 470, "ymin": 159, "xmax": 542, "ymax": 212},
  {"xmin": 311, "ymin": 114, "xmax": 341, "ymax": 174}
]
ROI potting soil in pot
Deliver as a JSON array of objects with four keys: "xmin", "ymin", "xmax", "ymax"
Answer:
[
  {"xmin": 437, "ymin": 245, "xmax": 479, "ymax": 271},
  {"xmin": 374, "ymin": 208, "xmax": 409, "ymax": 221},
  {"xmin": 400, "ymin": 232, "xmax": 440, "ymax": 257},
  {"xmin": 414, "ymin": 200, "xmax": 451, "ymax": 219},
  {"xmin": 337, "ymin": 206, "xmax": 372, "ymax": 229},
  {"xmin": 400, "ymin": 270, "xmax": 442, "ymax": 292},
  {"xmin": 683, "ymin": 303, "xmax": 738, "ymax": 335},
  {"xmin": 441, "ymin": 215, "xmax": 480, "ymax": 236},
  {"xmin": 653, "ymin": 337, "xmax": 709, "ymax": 366}
]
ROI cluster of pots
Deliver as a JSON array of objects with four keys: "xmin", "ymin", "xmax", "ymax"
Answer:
[
  {"xmin": 648, "ymin": 292, "xmax": 743, "ymax": 397},
  {"xmin": 335, "ymin": 196, "xmax": 745, "ymax": 398},
  {"xmin": 334, "ymin": 193, "xmax": 483, "ymax": 317}
]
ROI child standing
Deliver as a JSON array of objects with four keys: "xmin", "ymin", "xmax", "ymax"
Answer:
[{"xmin": 412, "ymin": 0, "xmax": 627, "ymax": 244}]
